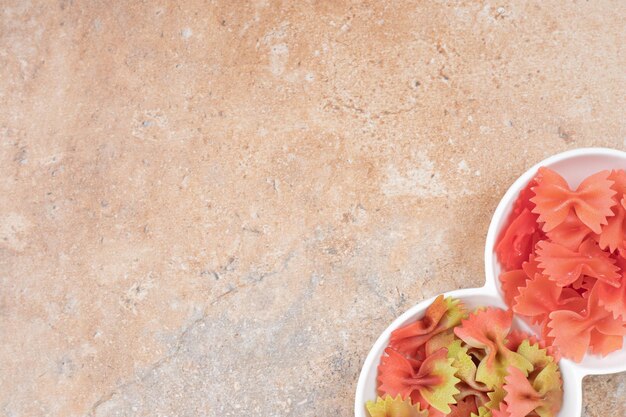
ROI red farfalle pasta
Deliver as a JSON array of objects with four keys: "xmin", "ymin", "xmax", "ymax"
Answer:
[
  {"xmin": 390, "ymin": 296, "xmax": 465, "ymax": 357},
  {"xmin": 498, "ymin": 167, "xmax": 626, "ymax": 362},
  {"xmin": 499, "ymin": 255, "xmax": 544, "ymax": 308},
  {"xmin": 608, "ymin": 169, "xmax": 626, "ymax": 200},
  {"xmin": 598, "ymin": 203, "xmax": 626, "ymax": 255},
  {"xmin": 378, "ymin": 348, "xmax": 423, "ymax": 401},
  {"xmin": 504, "ymin": 330, "xmax": 534, "ymax": 351},
  {"xmin": 490, "ymin": 403, "xmax": 510, "ymax": 417},
  {"xmin": 521, "ymin": 254, "xmax": 542, "ymax": 278},
  {"xmin": 589, "ymin": 328, "xmax": 625, "ymax": 357},
  {"xmin": 530, "ymin": 167, "xmax": 616, "ymax": 234},
  {"xmin": 454, "ymin": 308, "xmax": 532, "ymax": 389},
  {"xmin": 504, "ymin": 330, "xmax": 561, "ymax": 361},
  {"xmin": 502, "ymin": 366, "xmax": 543, "ymax": 417},
  {"xmin": 496, "ymin": 208, "xmax": 542, "ymax": 271},
  {"xmin": 389, "ymin": 296, "xmax": 448, "ymax": 357},
  {"xmin": 499, "ymin": 269, "xmax": 527, "ymax": 307},
  {"xmin": 535, "ymin": 238, "xmax": 621, "ymax": 287},
  {"xmin": 547, "ymin": 285, "xmax": 626, "ymax": 362},
  {"xmin": 598, "ymin": 170, "xmax": 626, "ymax": 255},
  {"xmin": 597, "ymin": 257, "xmax": 626, "ymax": 320},
  {"xmin": 377, "ymin": 347, "xmax": 460, "ymax": 413},
  {"xmin": 503, "ymin": 364, "xmax": 562, "ymax": 417},
  {"xmin": 546, "ymin": 211, "xmax": 592, "ymax": 249},
  {"xmin": 446, "ymin": 397, "xmax": 478, "ymax": 417},
  {"xmin": 514, "ymin": 273, "xmax": 585, "ymax": 325},
  {"xmin": 496, "ymin": 179, "xmax": 544, "ymax": 271}
]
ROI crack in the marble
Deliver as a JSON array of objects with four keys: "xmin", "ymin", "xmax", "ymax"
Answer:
[
  {"xmin": 85, "ymin": 312, "xmax": 207, "ymax": 417},
  {"xmin": 210, "ymin": 250, "xmax": 296, "ymax": 305},
  {"xmin": 324, "ymin": 96, "xmax": 418, "ymax": 119},
  {"xmin": 210, "ymin": 284, "xmax": 239, "ymax": 305},
  {"xmin": 379, "ymin": 103, "xmax": 418, "ymax": 116},
  {"xmin": 85, "ymin": 251, "xmax": 296, "ymax": 416}
]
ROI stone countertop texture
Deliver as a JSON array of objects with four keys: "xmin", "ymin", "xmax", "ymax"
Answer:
[{"xmin": 1, "ymin": 1, "xmax": 625, "ymax": 416}]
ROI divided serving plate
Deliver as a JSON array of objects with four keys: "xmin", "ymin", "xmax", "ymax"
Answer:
[{"xmin": 355, "ymin": 148, "xmax": 626, "ymax": 417}]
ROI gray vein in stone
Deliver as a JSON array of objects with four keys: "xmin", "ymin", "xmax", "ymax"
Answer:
[{"xmin": 85, "ymin": 251, "xmax": 296, "ymax": 416}]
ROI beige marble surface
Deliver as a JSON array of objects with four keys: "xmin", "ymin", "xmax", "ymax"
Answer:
[{"xmin": 1, "ymin": 1, "xmax": 625, "ymax": 416}]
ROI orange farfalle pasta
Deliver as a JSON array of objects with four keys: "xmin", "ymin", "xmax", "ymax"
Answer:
[
  {"xmin": 530, "ymin": 167, "xmax": 616, "ymax": 234},
  {"xmin": 513, "ymin": 273, "xmax": 585, "ymax": 325},
  {"xmin": 598, "ymin": 203, "xmax": 626, "ymax": 255},
  {"xmin": 499, "ymin": 269, "xmax": 526, "ymax": 307},
  {"xmin": 608, "ymin": 169, "xmax": 626, "ymax": 200},
  {"xmin": 547, "ymin": 285, "xmax": 626, "ymax": 362},
  {"xmin": 500, "ymin": 255, "xmax": 546, "ymax": 309},
  {"xmin": 536, "ymin": 238, "xmax": 621, "ymax": 287},
  {"xmin": 597, "ymin": 170, "xmax": 626, "ymax": 255},
  {"xmin": 589, "ymin": 328, "xmax": 625, "ymax": 357},
  {"xmin": 546, "ymin": 211, "xmax": 592, "ymax": 250},
  {"xmin": 521, "ymin": 254, "xmax": 542, "ymax": 278},
  {"xmin": 597, "ymin": 257, "xmax": 626, "ymax": 320}
]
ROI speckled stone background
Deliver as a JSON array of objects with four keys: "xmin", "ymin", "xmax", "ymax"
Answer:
[{"xmin": 1, "ymin": 1, "xmax": 625, "ymax": 416}]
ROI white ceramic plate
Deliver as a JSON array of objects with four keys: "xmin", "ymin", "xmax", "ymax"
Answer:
[{"xmin": 355, "ymin": 148, "xmax": 626, "ymax": 417}]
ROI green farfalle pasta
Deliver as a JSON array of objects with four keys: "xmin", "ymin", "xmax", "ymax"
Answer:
[
  {"xmin": 366, "ymin": 395, "xmax": 428, "ymax": 417},
  {"xmin": 454, "ymin": 308, "xmax": 533, "ymax": 389},
  {"xmin": 367, "ymin": 296, "xmax": 563, "ymax": 417}
]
